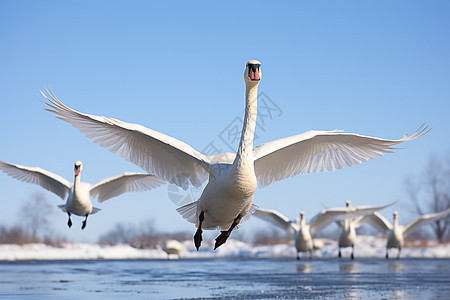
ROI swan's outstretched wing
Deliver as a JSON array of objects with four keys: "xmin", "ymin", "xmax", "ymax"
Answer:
[
  {"xmin": 0, "ymin": 161, "xmax": 71, "ymax": 200},
  {"xmin": 253, "ymin": 126, "xmax": 429, "ymax": 188},
  {"xmin": 362, "ymin": 212, "xmax": 392, "ymax": 232},
  {"xmin": 253, "ymin": 208, "xmax": 299, "ymax": 232},
  {"xmin": 90, "ymin": 172, "xmax": 166, "ymax": 203},
  {"xmin": 41, "ymin": 88, "xmax": 210, "ymax": 189},
  {"xmin": 309, "ymin": 204, "xmax": 392, "ymax": 234},
  {"xmin": 403, "ymin": 208, "xmax": 450, "ymax": 236}
]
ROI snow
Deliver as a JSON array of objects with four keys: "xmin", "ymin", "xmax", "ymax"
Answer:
[{"xmin": 0, "ymin": 235, "xmax": 449, "ymax": 261}]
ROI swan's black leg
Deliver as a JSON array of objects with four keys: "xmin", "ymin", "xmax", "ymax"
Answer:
[
  {"xmin": 386, "ymin": 249, "xmax": 389, "ymax": 259},
  {"xmin": 338, "ymin": 247, "xmax": 342, "ymax": 258},
  {"xmin": 351, "ymin": 246, "xmax": 354, "ymax": 260},
  {"xmin": 194, "ymin": 211, "xmax": 204, "ymax": 251},
  {"xmin": 214, "ymin": 214, "xmax": 242, "ymax": 250},
  {"xmin": 297, "ymin": 252, "xmax": 300, "ymax": 260},
  {"xmin": 67, "ymin": 212, "xmax": 72, "ymax": 228},
  {"xmin": 81, "ymin": 214, "xmax": 88, "ymax": 230}
]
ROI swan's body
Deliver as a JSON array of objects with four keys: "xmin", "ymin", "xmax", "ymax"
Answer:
[
  {"xmin": 159, "ymin": 240, "xmax": 186, "ymax": 256},
  {"xmin": 366, "ymin": 209, "xmax": 450, "ymax": 259},
  {"xmin": 0, "ymin": 160, "xmax": 164, "ymax": 229},
  {"xmin": 42, "ymin": 60, "xmax": 428, "ymax": 249},
  {"xmin": 254, "ymin": 202, "xmax": 390, "ymax": 259},
  {"xmin": 334, "ymin": 200, "xmax": 390, "ymax": 259}
]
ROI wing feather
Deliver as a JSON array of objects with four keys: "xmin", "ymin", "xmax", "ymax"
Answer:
[
  {"xmin": 253, "ymin": 208, "xmax": 299, "ymax": 232},
  {"xmin": 254, "ymin": 126, "xmax": 429, "ymax": 188},
  {"xmin": 362, "ymin": 212, "xmax": 392, "ymax": 232},
  {"xmin": 0, "ymin": 161, "xmax": 71, "ymax": 200},
  {"xmin": 90, "ymin": 172, "xmax": 166, "ymax": 203},
  {"xmin": 309, "ymin": 204, "xmax": 392, "ymax": 234},
  {"xmin": 403, "ymin": 208, "xmax": 450, "ymax": 235},
  {"xmin": 41, "ymin": 87, "xmax": 211, "ymax": 189}
]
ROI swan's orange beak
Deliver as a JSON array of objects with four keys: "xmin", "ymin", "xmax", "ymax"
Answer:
[{"xmin": 248, "ymin": 64, "xmax": 260, "ymax": 81}]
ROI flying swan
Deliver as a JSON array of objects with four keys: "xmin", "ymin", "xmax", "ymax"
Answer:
[
  {"xmin": 0, "ymin": 160, "xmax": 165, "ymax": 229},
  {"xmin": 254, "ymin": 201, "xmax": 391, "ymax": 259},
  {"xmin": 365, "ymin": 209, "xmax": 450, "ymax": 259},
  {"xmin": 41, "ymin": 60, "xmax": 429, "ymax": 249}
]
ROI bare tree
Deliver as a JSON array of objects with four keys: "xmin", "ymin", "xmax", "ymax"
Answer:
[
  {"xmin": 20, "ymin": 193, "xmax": 55, "ymax": 239},
  {"xmin": 405, "ymin": 153, "xmax": 450, "ymax": 242}
]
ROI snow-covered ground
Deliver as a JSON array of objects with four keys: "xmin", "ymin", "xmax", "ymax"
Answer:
[{"xmin": 0, "ymin": 235, "xmax": 449, "ymax": 261}]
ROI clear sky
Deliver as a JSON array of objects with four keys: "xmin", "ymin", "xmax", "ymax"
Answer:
[{"xmin": 1, "ymin": 1, "xmax": 449, "ymax": 243}]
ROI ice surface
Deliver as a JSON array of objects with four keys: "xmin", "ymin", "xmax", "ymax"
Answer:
[{"xmin": 0, "ymin": 235, "xmax": 449, "ymax": 261}]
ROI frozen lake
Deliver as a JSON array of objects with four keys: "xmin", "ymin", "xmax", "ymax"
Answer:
[{"xmin": 0, "ymin": 258, "xmax": 449, "ymax": 299}]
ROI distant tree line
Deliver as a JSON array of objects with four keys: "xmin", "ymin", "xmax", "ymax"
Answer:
[
  {"xmin": 98, "ymin": 220, "xmax": 191, "ymax": 248},
  {"xmin": 0, "ymin": 194, "xmax": 67, "ymax": 246}
]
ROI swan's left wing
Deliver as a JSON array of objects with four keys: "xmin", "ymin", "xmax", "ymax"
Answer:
[
  {"xmin": 90, "ymin": 172, "xmax": 166, "ymax": 203},
  {"xmin": 253, "ymin": 208, "xmax": 299, "ymax": 232},
  {"xmin": 253, "ymin": 126, "xmax": 429, "ymax": 188},
  {"xmin": 403, "ymin": 208, "xmax": 450, "ymax": 236},
  {"xmin": 309, "ymin": 204, "xmax": 392, "ymax": 234},
  {"xmin": 0, "ymin": 160, "xmax": 71, "ymax": 200},
  {"xmin": 42, "ymin": 88, "xmax": 211, "ymax": 189}
]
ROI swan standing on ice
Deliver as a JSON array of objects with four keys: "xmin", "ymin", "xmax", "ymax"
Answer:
[
  {"xmin": 42, "ymin": 60, "xmax": 428, "ymax": 250},
  {"xmin": 0, "ymin": 160, "xmax": 165, "ymax": 229},
  {"xmin": 334, "ymin": 200, "xmax": 392, "ymax": 259},
  {"xmin": 254, "ymin": 202, "xmax": 390, "ymax": 259},
  {"xmin": 366, "ymin": 209, "xmax": 450, "ymax": 259}
]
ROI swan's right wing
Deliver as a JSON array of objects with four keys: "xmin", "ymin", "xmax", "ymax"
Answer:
[
  {"xmin": 362, "ymin": 212, "xmax": 392, "ymax": 233},
  {"xmin": 0, "ymin": 161, "xmax": 71, "ymax": 200},
  {"xmin": 253, "ymin": 208, "xmax": 299, "ymax": 232},
  {"xmin": 42, "ymin": 88, "xmax": 211, "ymax": 189},
  {"xmin": 403, "ymin": 208, "xmax": 450, "ymax": 235},
  {"xmin": 253, "ymin": 126, "xmax": 429, "ymax": 188},
  {"xmin": 90, "ymin": 172, "xmax": 166, "ymax": 203},
  {"xmin": 309, "ymin": 204, "xmax": 392, "ymax": 234}
]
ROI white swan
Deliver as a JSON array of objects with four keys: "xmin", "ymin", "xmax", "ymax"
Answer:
[
  {"xmin": 254, "ymin": 202, "xmax": 391, "ymax": 259},
  {"xmin": 0, "ymin": 160, "xmax": 165, "ymax": 229},
  {"xmin": 41, "ymin": 60, "xmax": 429, "ymax": 249},
  {"xmin": 365, "ymin": 209, "xmax": 450, "ymax": 259},
  {"xmin": 334, "ymin": 200, "xmax": 394, "ymax": 259}
]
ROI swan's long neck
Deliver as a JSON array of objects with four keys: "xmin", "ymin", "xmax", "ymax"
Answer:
[
  {"xmin": 233, "ymin": 84, "xmax": 258, "ymax": 166},
  {"xmin": 393, "ymin": 215, "xmax": 399, "ymax": 229},
  {"xmin": 74, "ymin": 174, "xmax": 81, "ymax": 190}
]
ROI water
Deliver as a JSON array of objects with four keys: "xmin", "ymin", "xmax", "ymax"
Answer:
[{"xmin": 0, "ymin": 258, "xmax": 449, "ymax": 299}]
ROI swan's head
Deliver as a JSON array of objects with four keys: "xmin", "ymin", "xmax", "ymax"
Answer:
[
  {"xmin": 74, "ymin": 161, "xmax": 83, "ymax": 177},
  {"xmin": 393, "ymin": 211, "xmax": 398, "ymax": 221},
  {"xmin": 346, "ymin": 200, "xmax": 352, "ymax": 207},
  {"xmin": 244, "ymin": 60, "xmax": 261, "ymax": 85},
  {"xmin": 300, "ymin": 211, "xmax": 305, "ymax": 221}
]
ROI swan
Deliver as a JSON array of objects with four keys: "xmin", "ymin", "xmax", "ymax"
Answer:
[
  {"xmin": 41, "ymin": 60, "xmax": 429, "ymax": 250},
  {"xmin": 0, "ymin": 160, "xmax": 165, "ymax": 229},
  {"xmin": 334, "ymin": 200, "xmax": 394, "ymax": 259},
  {"xmin": 365, "ymin": 209, "xmax": 450, "ymax": 259},
  {"xmin": 254, "ymin": 202, "xmax": 391, "ymax": 259},
  {"xmin": 157, "ymin": 239, "xmax": 187, "ymax": 256}
]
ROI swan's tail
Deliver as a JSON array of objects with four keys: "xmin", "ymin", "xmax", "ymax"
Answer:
[
  {"xmin": 57, "ymin": 204, "xmax": 67, "ymax": 212},
  {"xmin": 91, "ymin": 207, "xmax": 101, "ymax": 215},
  {"xmin": 176, "ymin": 201, "xmax": 198, "ymax": 225}
]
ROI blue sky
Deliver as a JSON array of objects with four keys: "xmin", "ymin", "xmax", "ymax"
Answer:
[{"xmin": 0, "ymin": 1, "xmax": 449, "ymax": 243}]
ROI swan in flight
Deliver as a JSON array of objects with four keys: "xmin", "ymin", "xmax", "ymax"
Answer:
[
  {"xmin": 254, "ymin": 202, "xmax": 391, "ymax": 259},
  {"xmin": 365, "ymin": 209, "xmax": 450, "ymax": 259},
  {"xmin": 41, "ymin": 60, "xmax": 429, "ymax": 250},
  {"xmin": 0, "ymin": 160, "xmax": 165, "ymax": 229}
]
